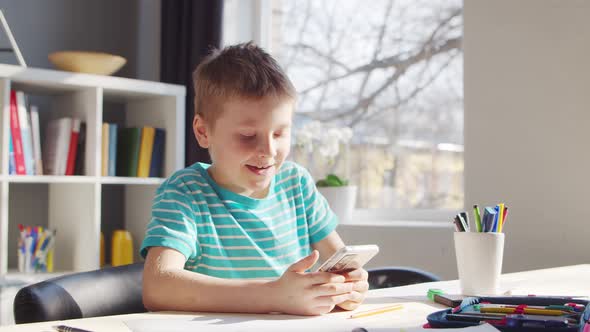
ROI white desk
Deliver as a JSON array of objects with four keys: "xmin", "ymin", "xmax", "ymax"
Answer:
[{"xmin": 2, "ymin": 264, "xmax": 589, "ymax": 332}]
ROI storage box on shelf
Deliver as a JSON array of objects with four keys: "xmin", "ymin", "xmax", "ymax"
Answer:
[{"xmin": 0, "ymin": 64, "xmax": 185, "ymax": 275}]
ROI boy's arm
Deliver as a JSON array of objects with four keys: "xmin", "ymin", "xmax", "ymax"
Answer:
[
  {"xmin": 311, "ymin": 230, "xmax": 345, "ymax": 259},
  {"xmin": 142, "ymin": 246, "xmax": 354, "ymax": 315}
]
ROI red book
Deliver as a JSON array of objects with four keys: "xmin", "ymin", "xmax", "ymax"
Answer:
[
  {"xmin": 9, "ymin": 91, "xmax": 26, "ymax": 175},
  {"xmin": 65, "ymin": 119, "xmax": 81, "ymax": 176}
]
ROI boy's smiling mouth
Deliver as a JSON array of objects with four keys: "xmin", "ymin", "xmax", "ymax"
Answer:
[{"xmin": 245, "ymin": 164, "xmax": 274, "ymax": 175}]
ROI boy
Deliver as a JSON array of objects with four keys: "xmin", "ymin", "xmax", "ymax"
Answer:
[{"xmin": 141, "ymin": 42, "xmax": 368, "ymax": 316}]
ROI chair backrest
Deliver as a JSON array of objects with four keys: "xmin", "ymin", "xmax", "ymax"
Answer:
[
  {"xmin": 13, "ymin": 263, "xmax": 146, "ymax": 324},
  {"xmin": 367, "ymin": 266, "xmax": 441, "ymax": 289}
]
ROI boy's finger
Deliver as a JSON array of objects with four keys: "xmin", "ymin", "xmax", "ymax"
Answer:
[
  {"xmin": 312, "ymin": 282, "xmax": 354, "ymax": 296},
  {"xmin": 288, "ymin": 250, "xmax": 319, "ymax": 273},
  {"xmin": 316, "ymin": 293, "xmax": 352, "ymax": 306},
  {"xmin": 351, "ymin": 280, "xmax": 369, "ymax": 293},
  {"xmin": 308, "ymin": 272, "xmax": 345, "ymax": 285},
  {"xmin": 337, "ymin": 299, "xmax": 362, "ymax": 311},
  {"xmin": 347, "ymin": 290, "xmax": 365, "ymax": 303},
  {"xmin": 341, "ymin": 268, "xmax": 368, "ymax": 281}
]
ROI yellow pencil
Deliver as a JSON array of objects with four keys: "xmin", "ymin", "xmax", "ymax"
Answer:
[{"xmin": 349, "ymin": 304, "xmax": 404, "ymax": 319}]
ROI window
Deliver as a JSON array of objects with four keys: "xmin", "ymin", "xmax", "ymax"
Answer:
[{"xmin": 270, "ymin": 0, "xmax": 463, "ymax": 213}]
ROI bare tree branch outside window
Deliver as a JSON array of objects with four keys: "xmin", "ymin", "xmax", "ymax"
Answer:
[{"xmin": 272, "ymin": 0, "xmax": 463, "ymax": 210}]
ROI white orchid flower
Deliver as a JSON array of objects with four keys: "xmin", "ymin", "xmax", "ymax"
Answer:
[{"xmin": 339, "ymin": 127, "xmax": 353, "ymax": 142}]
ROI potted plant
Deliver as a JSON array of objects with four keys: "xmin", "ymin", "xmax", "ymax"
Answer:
[
  {"xmin": 292, "ymin": 121, "xmax": 357, "ymax": 223},
  {"xmin": 316, "ymin": 174, "xmax": 357, "ymax": 223}
]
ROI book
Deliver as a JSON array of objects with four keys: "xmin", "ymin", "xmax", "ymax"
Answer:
[
  {"xmin": 74, "ymin": 122, "xmax": 87, "ymax": 175},
  {"xmin": 29, "ymin": 105, "xmax": 43, "ymax": 175},
  {"xmin": 16, "ymin": 91, "xmax": 34, "ymax": 175},
  {"xmin": 149, "ymin": 128, "xmax": 165, "ymax": 177},
  {"xmin": 116, "ymin": 127, "xmax": 141, "ymax": 177},
  {"xmin": 137, "ymin": 126, "xmax": 155, "ymax": 178},
  {"xmin": 65, "ymin": 119, "xmax": 81, "ymax": 176},
  {"xmin": 43, "ymin": 118, "xmax": 72, "ymax": 176},
  {"xmin": 8, "ymin": 131, "xmax": 15, "ymax": 174},
  {"xmin": 9, "ymin": 91, "xmax": 26, "ymax": 175},
  {"xmin": 108, "ymin": 123, "xmax": 118, "ymax": 176},
  {"xmin": 101, "ymin": 123, "xmax": 109, "ymax": 176}
]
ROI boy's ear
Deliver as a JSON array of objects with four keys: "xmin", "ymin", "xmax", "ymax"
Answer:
[{"xmin": 193, "ymin": 114, "xmax": 210, "ymax": 148}]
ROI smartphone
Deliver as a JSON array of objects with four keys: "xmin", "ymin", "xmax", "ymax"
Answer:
[{"xmin": 314, "ymin": 245, "xmax": 379, "ymax": 273}]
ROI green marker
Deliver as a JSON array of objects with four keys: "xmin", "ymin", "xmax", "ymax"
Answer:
[
  {"xmin": 427, "ymin": 288, "xmax": 444, "ymax": 301},
  {"xmin": 473, "ymin": 205, "xmax": 482, "ymax": 232}
]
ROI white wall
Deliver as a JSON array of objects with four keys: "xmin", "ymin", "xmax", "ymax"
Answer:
[
  {"xmin": 338, "ymin": 224, "xmax": 456, "ymax": 279},
  {"xmin": 0, "ymin": 0, "xmax": 160, "ymax": 81},
  {"xmin": 464, "ymin": 0, "xmax": 590, "ymax": 273}
]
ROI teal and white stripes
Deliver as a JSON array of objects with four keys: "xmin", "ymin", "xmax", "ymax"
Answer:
[{"xmin": 140, "ymin": 161, "xmax": 337, "ymax": 279}]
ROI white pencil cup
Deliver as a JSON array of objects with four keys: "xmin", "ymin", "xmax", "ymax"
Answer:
[{"xmin": 454, "ymin": 232, "xmax": 505, "ymax": 295}]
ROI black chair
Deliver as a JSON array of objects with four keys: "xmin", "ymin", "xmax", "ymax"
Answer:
[
  {"xmin": 13, "ymin": 263, "xmax": 146, "ymax": 324},
  {"xmin": 367, "ymin": 266, "xmax": 441, "ymax": 289}
]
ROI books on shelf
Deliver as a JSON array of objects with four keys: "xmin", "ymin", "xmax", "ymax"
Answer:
[
  {"xmin": 137, "ymin": 126, "xmax": 155, "ymax": 177},
  {"xmin": 65, "ymin": 118, "xmax": 81, "ymax": 176},
  {"xmin": 29, "ymin": 106, "xmax": 43, "ymax": 175},
  {"xmin": 16, "ymin": 91, "xmax": 34, "ymax": 175},
  {"xmin": 9, "ymin": 90, "xmax": 26, "ymax": 175},
  {"xmin": 43, "ymin": 117, "xmax": 71, "ymax": 176},
  {"xmin": 74, "ymin": 122, "xmax": 87, "ymax": 176},
  {"xmin": 41, "ymin": 117, "xmax": 85, "ymax": 176},
  {"xmin": 108, "ymin": 123, "xmax": 118, "ymax": 176},
  {"xmin": 7, "ymin": 90, "xmax": 166, "ymax": 178},
  {"xmin": 101, "ymin": 123, "xmax": 109, "ymax": 176},
  {"xmin": 115, "ymin": 126, "xmax": 165, "ymax": 178},
  {"xmin": 149, "ymin": 128, "xmax": 166, "ymax": 178}
]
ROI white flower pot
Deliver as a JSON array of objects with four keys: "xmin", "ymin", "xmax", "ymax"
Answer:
[{"xmin": 318, "ymin": 186, "xmax": 357, "ymax": 224}]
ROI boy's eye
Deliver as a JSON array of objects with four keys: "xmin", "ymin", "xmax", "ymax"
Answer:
[
  {"xmin": 273, "ymin": 132, "xmax": 282, "ymax": 138},
  {"xmin": 240, "ymin": 134, "xmax": 256, "ymax": 140}
]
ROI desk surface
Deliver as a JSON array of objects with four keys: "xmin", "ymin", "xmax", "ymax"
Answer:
[{"xmin": 2, "ymin": 264, "xmax": 589, "ymax": 332}]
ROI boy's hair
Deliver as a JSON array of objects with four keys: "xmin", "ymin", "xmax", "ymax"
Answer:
[{"xmin": 193, "ymin": 42, "xmax": 296, "ymax": 122}]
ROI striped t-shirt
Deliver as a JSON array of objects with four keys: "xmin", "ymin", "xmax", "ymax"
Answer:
[{"xmin": 140, "ymin": 160, "xmax": 338, "ymax": 279}]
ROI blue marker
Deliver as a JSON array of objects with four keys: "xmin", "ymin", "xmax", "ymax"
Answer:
[{"xmin": 492, "ymin": 206, "xmax": 500, "ymax": 232}]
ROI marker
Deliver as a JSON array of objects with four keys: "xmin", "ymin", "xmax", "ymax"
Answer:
[
  {"xmin": 497, "ymin": 203, "xmax": 505, "ymax": 232},
  {"xmin": 473, "ymin": 205, "xmax": 482, "ymax": 232},
  {"xmin": 483, "ymin": 207, "xmax": 496, "ymax": 232},
  {"xmin": 454, "ymin": 215, "xmax": 465, "ymax": 232},
  {"xmin": 460, "ymin": 211, "xmax": 470, "ymax": 231},
  {"xmin": 501, "ymin": 206, "xmax": 509, "ymax": 232},
  {"xmin": 458, "ymin": 213, "xmax": 469, "ymax": 232},
  {"xmin": 492, "ymin": 206, "xmax": 500, "ymax": 232}
]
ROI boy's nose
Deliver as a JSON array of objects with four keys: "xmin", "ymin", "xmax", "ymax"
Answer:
[{"xmin": 257, "ymin": 136, "xmax": 276, "ymax": 157}]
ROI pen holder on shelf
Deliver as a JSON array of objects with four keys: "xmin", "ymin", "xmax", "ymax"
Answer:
[
  {"xmin": 17, "ymin": 225, "xmax": 56, "ymax": 273},
  {"xmin": 454, "ymin": 232, "xmax": 504, "ymax": 296},
  {"xmin": 111, "ymin": 230, "xmax": 133, "ymax": 266}
]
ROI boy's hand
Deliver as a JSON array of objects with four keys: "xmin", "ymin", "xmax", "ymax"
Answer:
[
  {"xmin": 271, "ymin": 250, "xmax": 354, "ymax": 316},
  {"xmin": 335, "ymin": 268, "xmax": 369, "ymax": 311}
]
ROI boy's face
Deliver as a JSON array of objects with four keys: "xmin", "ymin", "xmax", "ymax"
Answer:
[{"xmin": 194, "ymin": 96, "xmax": 294, "ymax": 198}]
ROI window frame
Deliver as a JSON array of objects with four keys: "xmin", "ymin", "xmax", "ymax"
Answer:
[{"xmin": 222, "ymin": 0, "xmax": 462, "ymax": 223}]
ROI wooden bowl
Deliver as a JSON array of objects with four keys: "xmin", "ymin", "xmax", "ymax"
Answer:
[{"xmin": 48, "ymin": 51, "xmax": 126, "ymax": 75}]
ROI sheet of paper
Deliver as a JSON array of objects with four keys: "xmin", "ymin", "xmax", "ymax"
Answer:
[
  {"xmin": 124, "ymin": 301, "xmax": 500, "ymax": 332},
  {"xmin": 124, "ymin": 314, "xmax": 358, "ymax": 332},
  {"xmin": 125, "ymin": 314, "xmax": 500, "ymax": 332}
]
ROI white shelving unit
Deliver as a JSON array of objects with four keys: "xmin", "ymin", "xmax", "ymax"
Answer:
[{"xmin": 0, "ymin": 64, "xmax": 185, "ymax": 275}]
